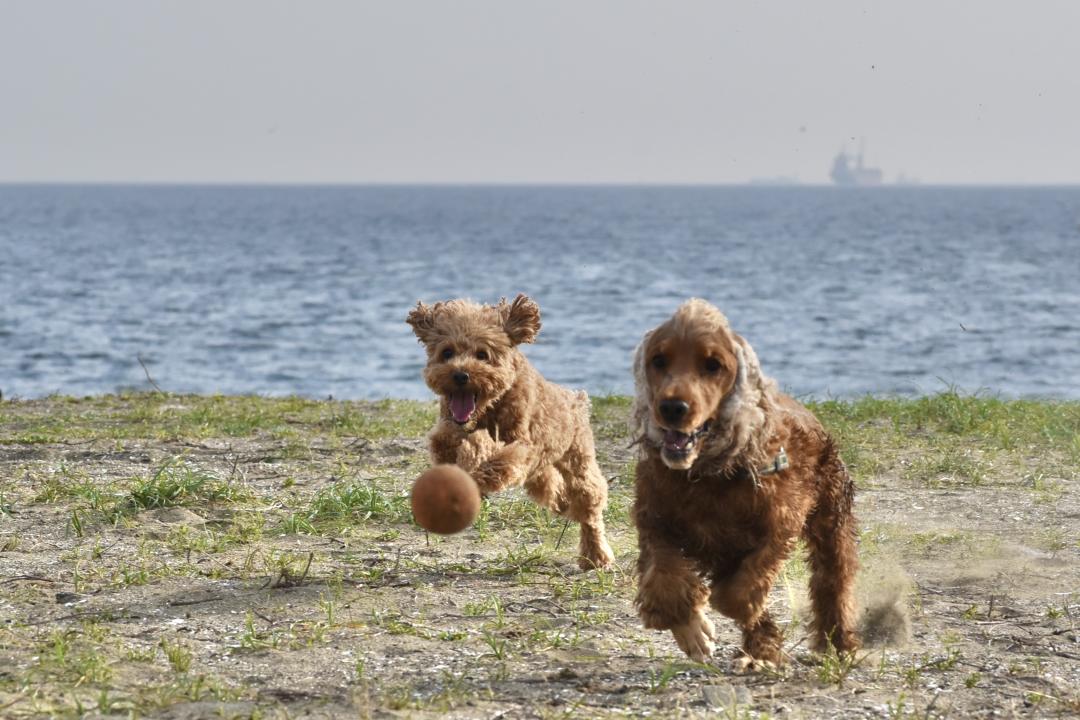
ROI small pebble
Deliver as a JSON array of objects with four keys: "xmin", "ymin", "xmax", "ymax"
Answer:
[{"xmin": 702, "ymin": 683, "xmax": 752, "ymax": 709}]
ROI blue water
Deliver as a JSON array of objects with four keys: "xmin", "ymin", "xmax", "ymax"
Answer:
[{"xmin": 1, "ymin": 185, "xmax": 1078, "ymax": 400}]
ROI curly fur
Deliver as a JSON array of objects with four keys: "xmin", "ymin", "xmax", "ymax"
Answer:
[
  {"xmin": 632, "ymin": 299, "xmax": 859, "ymax": 666},
  {"xmin": 407, "ymin": 294, "xmax": 614, "ymax": 570}
]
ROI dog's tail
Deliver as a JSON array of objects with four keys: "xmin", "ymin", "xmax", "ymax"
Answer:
[{"xmin": 573, "ymin": 389, "xmax": 591, "ymax": 423}]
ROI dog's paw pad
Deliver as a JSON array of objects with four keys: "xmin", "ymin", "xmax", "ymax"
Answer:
[
  {"xmin": 672, "ymin": 614, "xmax": 716, "ymax": 663},
  {"xmin": 577, "ymin": 545, "xmax": 615, "ymax": 572},
  {"xmin": 731, "ymin": 655, "xmax": 777, "ymax": 674}
]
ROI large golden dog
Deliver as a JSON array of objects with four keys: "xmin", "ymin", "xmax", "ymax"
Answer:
[{"xmin": 632, "ymin": 299, "xmax": 858, "ymax": 668}]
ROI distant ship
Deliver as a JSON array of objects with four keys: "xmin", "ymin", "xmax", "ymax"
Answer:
[{"xmin": 830, "ymin": 143, "xmax": 883, "ymax": 186}]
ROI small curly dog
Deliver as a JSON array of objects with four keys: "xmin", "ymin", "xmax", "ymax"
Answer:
[
  {"xmin": 631, "ymin": 299, "xmax": 858, "ymax": 669},
  {"xmin": 406, "ymin": 294, "xmax": 615, "ymax": 570}
]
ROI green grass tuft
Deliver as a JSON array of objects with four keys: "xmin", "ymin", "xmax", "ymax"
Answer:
[
  {"xmin": 810, "ymin": 390, "xmax": 1080, "ymax": 453},
  {"xmin": 127, "ymin": 457, "xmax": 251, "ymax": 511},
  {"xmin": 280, "ymin": 478, "xmax": 411, "ymax": 534}
]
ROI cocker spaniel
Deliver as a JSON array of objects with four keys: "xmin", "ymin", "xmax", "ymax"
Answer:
[{"xmin": 632, "ymin": 299, "xmax": 858, "ymax": 668}]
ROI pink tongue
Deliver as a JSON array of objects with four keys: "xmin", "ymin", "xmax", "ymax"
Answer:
[
  {"xmin": 664, "ymin": 430, "xmax": 691, "ymax": 450},
  {"xmin": 450, "ymin": 392, "xmax": 476, "ymax": 423}
]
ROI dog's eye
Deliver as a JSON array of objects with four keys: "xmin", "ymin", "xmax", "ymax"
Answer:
[
  {"xmin": 651, "ymin": 354, "xmax": 666, "ymax": 370},
  {"xmin": 704, "ymin": 357, "xmax": 722, "ymax": 374},
  {"xmin": 440, "ymin": 348, "xmax": 454, "ymax": 361},
  {"xmin": 476, "ymin": 350, "xmax": 489, "ymax": 361}
]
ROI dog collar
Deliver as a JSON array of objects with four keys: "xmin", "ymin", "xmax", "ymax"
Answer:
[
  {"xmin": 683, "ymin": 446, "xmax": 789, "ymax": 484},
  {"xmin": 758, "ymin": 447, "xmax": 789, "ymax": 476}
]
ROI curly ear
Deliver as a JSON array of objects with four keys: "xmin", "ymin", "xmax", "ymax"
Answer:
[
  {"xmin": 500, "ymin": 294, "xmax": 541, "ymax": 345},
  {"xmin": 406, "ymin": 301, "xmax": 440, "ymax": 344},
  {"xmin": 717, "ymin": 335, "xmax": 773, "ymax": 425},
  {"xmin": 734, "ymin": 336, "xmax": 767, "ymax": 392},
  {"xmin": 630, "ymin": 330, "xmax": 654, "ymax": 444},
  {"xmin": 716, "ymin": 345, "xmax": 749, "ymax": 422}
]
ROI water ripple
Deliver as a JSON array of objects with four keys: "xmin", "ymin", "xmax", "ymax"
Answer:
[{"xmin": 1, "ymin": 185, "xmax": 1079, "ymax": 399}]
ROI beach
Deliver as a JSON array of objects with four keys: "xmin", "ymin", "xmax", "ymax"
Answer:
[{"xmin": 1, "ymin": 393, "xmax": 1077, "ymax": 718}]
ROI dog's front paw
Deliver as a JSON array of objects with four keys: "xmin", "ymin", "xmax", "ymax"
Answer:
[
  {"xmin": 731, "ymin": 653, "xmax": 778, "ymax": 674},
  {"xmin": 470, "ymin": 442, "xmax": 530, "ymax": 495},
  {"xmin": 456, "ymin": 432, "xmax": 504, "ymax": 475},
  {"xmin": 670, "ymin": 610, "xmax": 716, "ymax": 663}
]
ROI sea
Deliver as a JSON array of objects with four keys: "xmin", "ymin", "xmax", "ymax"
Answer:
[{"xmin": 1, "ymin": 184, "xmax": 1078, "ymax": 401}]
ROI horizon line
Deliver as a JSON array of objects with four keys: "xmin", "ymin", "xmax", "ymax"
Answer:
[{"xmin": 3, "ymin": 180, "xmax": 1080, "ymax": 190}]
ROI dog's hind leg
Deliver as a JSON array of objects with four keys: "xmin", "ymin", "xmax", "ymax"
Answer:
[
  {"xmin": 804, "ymin": 442, "xmax": 860, "ymax": 654},
  {"xmin": 574, "ymin": 464, "xmax": 615, "ymax": 570},
  {"xmin": 524, "ymin": 464, "xmax": 565, "ymax": 512},
  {"xmin": 550, "ymin": 460, "xmax": 614, "ymax": 570}
]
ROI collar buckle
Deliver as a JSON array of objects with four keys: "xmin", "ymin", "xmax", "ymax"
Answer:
[{"xmin": 758, "ymin": 447, "xmax": 789, "ymax": 476}]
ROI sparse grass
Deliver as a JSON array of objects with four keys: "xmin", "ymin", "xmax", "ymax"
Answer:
[
  {"xmin": 645, "ymin": 659, "xmax": 684, "ymax": 693},
  {"xmin": 30, "ymin": 464, "xmax": 126, "ymax": 513},
  {"xmin": 816, "ymin": 646, "xmax": 866, "ymax": 686},
  {"xmin": 283, "ymin": 477, "xmax": 411, "ymax": 534},
  {"xmin": 126, "ymin": 457, "xmax": 251, "ymax": 511},
  {"xmin": 26, "ymin": 456, "xmax": 257, "ymax": 537},
  {"xmin": 591, "ymin": 394, "xmax": 634, "ymax": 441},
  {"xmin": 237, "ymin": 611, "xmax": 278, "ymax": 651},
  {"xmin": 29, "ymin": 627, "xmax": 114, "ymax": 686},
  {"xmin": 0, "ymin": 393, "xmax": 438, "ymax": 444},
  {"xmin": 903, "ymin": 449, "xmax": 990, "ymax": 488},
  {"xmin": 2, "ymin": 390, "xmax": 1078, "ymax": 718},
  {"xmin": 809, "ymin": 390, "xmax": 1080, "ymax": 486},
  {"xmin": 1034, "ymin": 527, "xmax": 1070, "ymax": 557},
  {"xmin": 7, "ymin": 390, "xmax": 1075, "ymax": 464},
  {"xmin": 810, "ymin": 390, "xmax": 1080, "ymax": 450},
  {"xmin": 159, "ymin": 637, "xmax": 193, "ymax": 674}
]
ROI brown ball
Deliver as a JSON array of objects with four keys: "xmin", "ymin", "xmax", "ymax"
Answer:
[{"xmin": 411, "ymin": 464, "xmax": 481, "ymax": 535}]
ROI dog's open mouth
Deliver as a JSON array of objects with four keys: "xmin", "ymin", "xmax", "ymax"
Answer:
[
  {"xmin": 661, "ymin": 422, "xmax": 710, "ymax": 458},
  {"xmin": 448, "ymin": 392, "xmax": 477, "ymax": 424}
]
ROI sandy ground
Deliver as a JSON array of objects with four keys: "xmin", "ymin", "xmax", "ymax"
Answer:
[{"xmin": 1, "ymin": 396, "xmax": 1078, "ymax": 718}]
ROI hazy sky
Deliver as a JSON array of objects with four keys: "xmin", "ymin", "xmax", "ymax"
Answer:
[{"xmin": 2, "ymin": 1, "xmax": 1079, "ymax": 185}]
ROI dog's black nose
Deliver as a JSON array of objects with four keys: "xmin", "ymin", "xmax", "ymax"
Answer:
[
  {"xmin": 659, "ymin": 398, "xmax": 690, "ymax": 424},
  {"xmin": 453, "ymin": 371, "xmax": 469, "ymax": 386}
]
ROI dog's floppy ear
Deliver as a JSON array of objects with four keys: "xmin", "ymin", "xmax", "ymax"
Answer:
[
  {"xmin": 406, "ymin": 301, "xmax": 440, "ymax": 344},
  {"xmin": 630, "ymin": 330, "xmax": 654, "ymax": 444},
  {"xmin": 716, "ymin": 335, "xmax": 773, "ymax": 430},
  {"xmin": 732, "ymin": 335, "xmax": 767, "ymax": 396},
  {"xmin": 716, "ymin": 344, "xmax": 749, "ymax": 422},
  {"xmin": 500, "ymin": 294, "xmax": 541, "ymax": 345}
]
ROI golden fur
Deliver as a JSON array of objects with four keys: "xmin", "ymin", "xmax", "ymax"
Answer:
[
  {"xmin": 407, "ymin": 294, "xmax": 614, "ymax": 570},
  {"xmin": 632, "ymin": 299, "xmax": 859, "ymax": 667}
]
